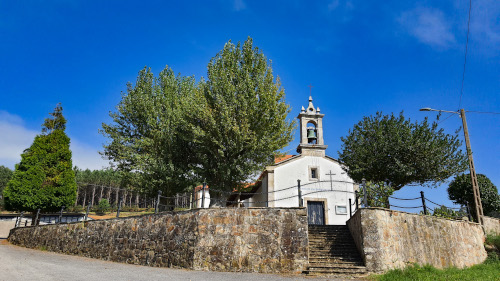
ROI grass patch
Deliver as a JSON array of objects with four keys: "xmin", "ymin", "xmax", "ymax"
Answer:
[
  {"xmin": 486, "ymin": 234, "xmax": 500, "ymax": 249},
  {"xmin": 370, "ymin": 262, "xmax": 500, "ymax": 281}
]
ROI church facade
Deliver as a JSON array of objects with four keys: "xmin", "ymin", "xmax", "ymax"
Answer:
[{"xmin": 237, "ymin": 96, "xmax": 358, "ymax": 225}]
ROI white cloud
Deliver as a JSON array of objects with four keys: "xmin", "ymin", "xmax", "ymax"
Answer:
[
  {"xmin": 398, "ymin": 8, "xmax": 456, "ymax": 48},
  {"xmin": 470, "ymin": 0, "xmax": 500, "ymax": 51},
  {"xmin": 233, "ymin": 0, "xmax": 246, "ymax": 11},
  {"xmin": 0, "ymin": 111, "xmax": 37, "ymax": 168},
  {"xmin": 70, "ymin": 139, "xmax": 109, "ymax": 171},
  {"xmin": 0, "ymin": 111, "xmax": 108, "ymax": 170}
]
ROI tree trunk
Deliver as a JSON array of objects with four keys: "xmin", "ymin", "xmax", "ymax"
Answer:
[
  {"xmin": 74, "ymin": 186, "xmax": 79, "ymax": 207},
  {"xmin": 99, "ymin": 185, "xmax": 104, "ymax": 203},
  {"xmin": 107, "ymin": 186, "xmax": 112, "ymax": 202},
  {"xmin": 115, "ymin": 188, "xmax": 119, "ymax": 207},
  {"xmin": 82, "ymin": 186, "xmax": 87, "ymax": 207},
  {"xmin": 90, "ymin": 186, "xmax": 96, "ymax": 206}
]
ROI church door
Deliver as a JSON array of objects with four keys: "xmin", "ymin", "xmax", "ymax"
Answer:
[{"xmin": 307, "ymin": 201, "xmax": 325, "ymax": 225}]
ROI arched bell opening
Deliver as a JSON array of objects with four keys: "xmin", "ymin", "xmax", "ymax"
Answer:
[{"xmin": 306, "ymin": 121, "xmax": 317, "ymax": 144}]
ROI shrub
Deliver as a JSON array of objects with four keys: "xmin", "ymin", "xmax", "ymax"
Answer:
[
  {"xmin": 67, "ymin": 205, "xmax": 84, "ymax": 213},
  {"xmin": 96, "ymin": 199, "xmax": 111, "ymax": 215}
]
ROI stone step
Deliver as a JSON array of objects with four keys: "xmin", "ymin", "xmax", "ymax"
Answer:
[
  {"xmin": 308, "ymin": 231, "xmax": 352, "ymax": 235},
  {"xmin": 309, "ymin": 257, "xmax": 363, "ymax": 263},
  {"xmin": 305, "ymin": 267, "xmax": 367, "ymax": 274},
  {"xmin": 310, "ymin": 241, "xmax": 355, "ymax": 244},
  {"xmin": 309, "ymin": 249, "xmax": 361, "ymax": 254},
  {"xmin": 309, "ymin": 244, "xmax": 357, "ymax": 248},
  {"xmin": 309, "ymin": 248, "xmax": 359, "ymax": 253},
  {"xmin": 309, "ymin": 235, "xmax": 352, "ymax": 238},
  {"xmin": 309, "ymin": 259, "xmax": 364, "ymax": 267}
]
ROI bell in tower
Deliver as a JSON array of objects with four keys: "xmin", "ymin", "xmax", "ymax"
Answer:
[
  {"xmin": 296, "ymin": 95, "xmax": 328, "ymax": 156},
  {"xmin": 307, "ymin": 127, "xmax": 317, "ymax": 144}
]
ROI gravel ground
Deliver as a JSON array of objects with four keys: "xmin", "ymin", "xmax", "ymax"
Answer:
[{"xmin": 0, "ymin": 239, "xmax": 360, "ymax": 281}]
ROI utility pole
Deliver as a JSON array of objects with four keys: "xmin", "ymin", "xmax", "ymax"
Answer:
[
  {"xmin": 460, "ymin": 109, "xmax": 484, "ymax": 225},
  {"xmin": 420, "ymin": 107, "xmax": 484, "ymax": 226}
]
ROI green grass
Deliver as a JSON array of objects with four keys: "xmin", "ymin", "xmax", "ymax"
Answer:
[
  {"xmin": 371, "ymin": 234, "xmax": 500, "ymax": 281},
  {"xmin": 370, "ymin": 262, "xmax": 500, "ymax": 281},
  {"xmin": 486, "ymin": 234, "xmax": 500, "ymax": 249}
]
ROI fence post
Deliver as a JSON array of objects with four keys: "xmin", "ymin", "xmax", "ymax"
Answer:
[
  {"xmin": 58, "ymin": 206, "xmax": 65, "ymax": 224},
  {"xmin": 33, "ymin": 208, "xmax": 41, "ymax": 226},
  {"xmin": 238, "ymin": 192, "xmax": 242, "ymax": 208},
  {"xmin": 362, "ymin": 178, "xmax": 367, "ymax": 207},
  {"xmin": 466, "ymin": 202, "xmax": 473, "ymax": 221},
  {"xmin": 420, "ymin": 191, "xmax": 427, "ymax": 215},
  {"xmin": 155, "ymin": 190, "xmax": 162, "ymax": 214},
  {"xmin": 192, "ymin": 188, "xmax": 196, "ymax": 209},
  {"xmin": 355, "ymin": 191, "xmax": 359, "ymax": 211},
  {"xmin": 201, "ymin": 182, "xmax": 206, "ymax": 209},
  {"xmin": 349, "ymin": 198, "xmax": 352, "ymax": 218},
  {"xmin": 116, "ymin": 198, "xmax": 122, "ymax": 218},
  {"xmin": 85, "ymin": 204, "xmax": 91, "ymax": 221},
  {"xmin": 297, "ymin": 180, "xmax": 303, "ymax": 207},
  {"xmin": 17, "ymin": 212, "xmax": 24, "ymax": 227}
]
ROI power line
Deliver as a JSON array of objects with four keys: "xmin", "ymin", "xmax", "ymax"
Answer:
[
  {"xmin": 438, "ymin": 112, "xmax": 456, "ymax": 124},
  {"xmin": 458, "ymin": 0, "xmax": 472, "ymax": 109},
  {"xmin": 466, "ymin": 110, "xmax": 500, "ymax": 115}
]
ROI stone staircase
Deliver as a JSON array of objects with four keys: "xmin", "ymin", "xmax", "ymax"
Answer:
[{"xmin": 304, "ymin": 225, "xmax": 367, "ymax": 277}]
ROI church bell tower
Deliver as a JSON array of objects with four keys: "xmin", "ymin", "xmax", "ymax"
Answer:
[{"xmin": 296, "ymin": 96, "xmax": 327, "ymax": 156}]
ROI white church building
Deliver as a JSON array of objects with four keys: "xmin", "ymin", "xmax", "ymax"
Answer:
[{"xmin": 231, "ymin": 96, "xmax": 358, "ymax": 225}]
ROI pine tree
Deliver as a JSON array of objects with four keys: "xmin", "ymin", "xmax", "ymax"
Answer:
[{"xmin": 3, "ymin": 104, "xmax": 77, "ymax": 213}]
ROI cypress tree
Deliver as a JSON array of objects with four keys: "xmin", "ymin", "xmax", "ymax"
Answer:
[{"xmin": 4, "ymin": 104, "xmax": 77, "ymax": 213}]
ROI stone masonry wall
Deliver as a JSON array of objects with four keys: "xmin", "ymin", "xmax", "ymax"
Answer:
[
  {"xmin": 484, "ymin": 216, "xmax": 500, "ymax": 236},
  {"xmin": 347, "ymin": 208, "xmax": 487, "ymax": 272},
  {"xmin": 8, "ymin": 208, "xmax": 309, "ymax": 274}
]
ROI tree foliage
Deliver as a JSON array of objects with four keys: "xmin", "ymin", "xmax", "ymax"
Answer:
[
  {"xmin": 74, "ymin": 167, "xmax": 131, "ymax": 188},
  {"xmin": 101, "ymin": 37, "xmax": 295, "ymax": 196},
  {"xmin": 448, "ymin": 173, "xmax": 500, "ymax": 218},
  {"xmin": 431, "ymin": 205, "xmax": 468, "ymax": 220},
  {"xmin": 100, "ymin": 66, "xmax": 199, "ymax": 196},
  {"xmin": 192, "ymin": 38, "xmax": 295, "ymax": 192},
  {"xmin": 361, "ymin": 181, "xmax": 394, "ymax": 208},
  {"xmin": 0, "ymin": 166, "xmax": 13, "ymax": 194},
  {"xmin": 0, "ymin": 165, "xmax": 13, "ymax": 208},
  {"xmin": 338, "ymin": 112, "xmax": 467, "ymax": 191},
  {"xmin": 3, "ymin": 104, "xmax": 77, "ymax": 212}
]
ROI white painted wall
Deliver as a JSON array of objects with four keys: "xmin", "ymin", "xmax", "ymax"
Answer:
[{"xmin": 270, "ymin": 156, "xmax": 356, "ymax": 225}]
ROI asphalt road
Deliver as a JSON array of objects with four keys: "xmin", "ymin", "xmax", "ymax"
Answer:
[{"xmin": 0, "ymin": 239, "xmax": 355, "ymax": 281}]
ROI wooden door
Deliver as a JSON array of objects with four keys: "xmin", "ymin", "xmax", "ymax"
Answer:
[{"xmin": 307, "ymin": 201, "xmax": 325, "ymax": 225}]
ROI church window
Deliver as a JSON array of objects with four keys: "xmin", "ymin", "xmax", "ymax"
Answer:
[{"xmin": 309, "ymin": 166, "xmax": 319, "ymax": 180}]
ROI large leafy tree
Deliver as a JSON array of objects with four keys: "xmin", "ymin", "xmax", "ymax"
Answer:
[
  {"xmin": 192, "ymin": 37, "xmax": 295, "ymax": 193},
  {"xmin": 100, "ymin": 66, "xmax": 199, "ymax": 196},
  {"xmin": 448, "ymin": 173, "xmax": 500, "ymax": 219},
  {"xmin": 3, "ymin": 104, "xmax": 77, "ymax": 212},
  {"xmin": 338, "ymin": 112, "xmax": 467, "ymax": 191},
  {"xmin": 101, "ymin": 37, "xmax": 295, "ymax": 197}
]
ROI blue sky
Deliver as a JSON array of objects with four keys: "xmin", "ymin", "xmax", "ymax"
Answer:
[{"xmin": 1, "ymin": 0, "xmax": 498, "ymax": 211}]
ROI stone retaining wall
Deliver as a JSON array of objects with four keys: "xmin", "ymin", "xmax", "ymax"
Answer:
[
  {"xmin": 484, "ymin": 216, "xmax": 500, "ymax": 236},
  {"xmin": 8, "ymin": 208, "xmax": 309, "ymax": 273},
  {"xmin": 347, "ymin": 208, "xmax": 487, "ymax": 272}
]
